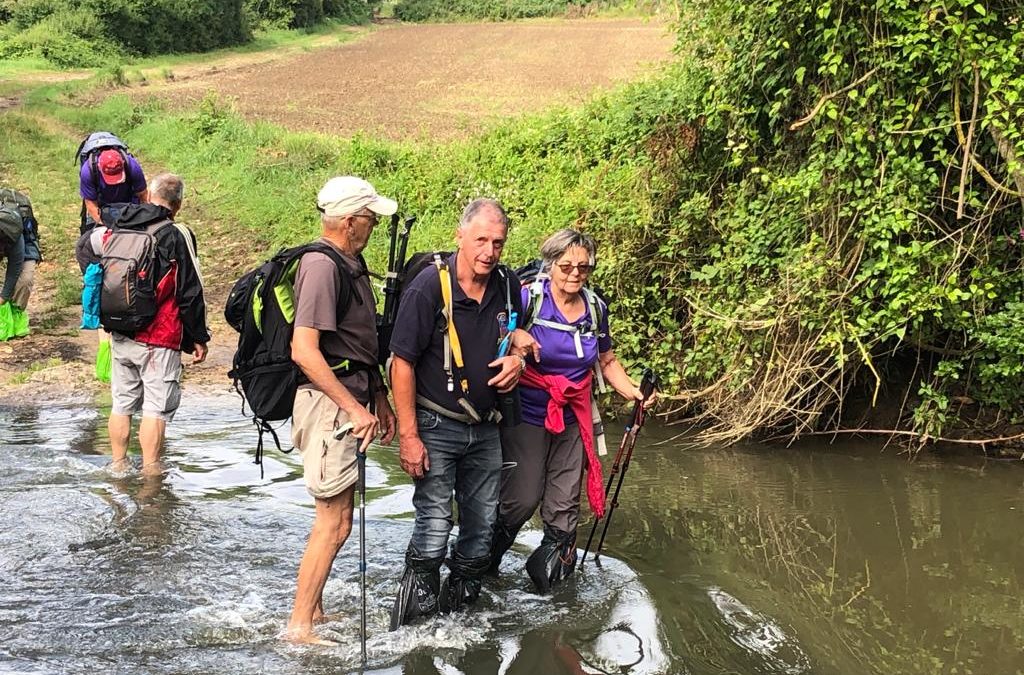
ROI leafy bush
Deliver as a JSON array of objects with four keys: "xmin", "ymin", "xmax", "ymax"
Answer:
[
  {"xmin": 393, "ymin": 0, "xmax": 625, "ymax": 22},
  {"xmin": 0, "ymin": 0, "xmax": 249, "ymax": 66},
  {"xmin": 245, "ymin": 0, "xmax": 370, "ymax": 29}
]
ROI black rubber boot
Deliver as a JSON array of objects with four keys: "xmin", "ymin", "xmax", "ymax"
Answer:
[
  {"xmin": 525, "ymin": 525, "xmax": 577, "ymax": 594},
  {"xmin": 389, "ymin": 546, "xmax": 444, "ymax": 630},
  {"xmin": 486, "ymin": 516, "xmax": 523, "ymax": 577},
  {"xmin": 439, "ymin": 552, "xmax": 491, "ymax": 614}
]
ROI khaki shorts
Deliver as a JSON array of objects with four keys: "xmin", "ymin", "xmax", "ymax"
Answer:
[
  {"xmin": 292, "ymin": 388, "xmax": 360, "ymax": 500},
  {"xmin": 110, "ymin": 332, "xmax": 182, "ymax": 421},
  {"xmin": 10, "ymin": 260, "xmax": 35, "ymax": 309}
]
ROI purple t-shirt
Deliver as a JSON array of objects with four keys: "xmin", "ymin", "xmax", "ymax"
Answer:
[
  {"xmin": 79, "ymin": 155, "xmax": 147, "ymax": 204},
  {"xmin": 520, "ymin": 280, "xmax": 612, "ymax": 427}
]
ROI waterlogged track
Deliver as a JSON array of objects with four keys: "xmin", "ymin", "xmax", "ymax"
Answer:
[
  {"xmin": 2, "ymin": 394, "xmax": 1021, "ymax": 674},
  {"xmin": 158, "ymin": 19, "xmax": 675, "ymax": 141},
  {"xmin": 0, "ymin": 395, "xmax": 672, "ymax": 674}
]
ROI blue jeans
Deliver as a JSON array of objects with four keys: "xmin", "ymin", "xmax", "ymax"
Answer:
[{"xmin": 409, "ymin": 407, "xmax": 502, "ymax": 561}]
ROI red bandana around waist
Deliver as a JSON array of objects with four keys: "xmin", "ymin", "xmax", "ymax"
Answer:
[{"xmin": 519, "ymin": 366, "xmax": 605, "ymax": 519}]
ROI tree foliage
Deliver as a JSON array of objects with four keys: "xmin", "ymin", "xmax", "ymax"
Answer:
[
  {"xmin": 0, "ymin": 0, "xmax": 371, "ymax": 66},
  {"xmin": 610, "ymin": 0, "xmax": 1024, "ymax": 442}
]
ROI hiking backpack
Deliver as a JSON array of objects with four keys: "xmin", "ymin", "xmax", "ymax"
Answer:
[
  {"xmin": 0, "ymin": 194, "xmax": 23, "ymax": 254},
  {"xmin": 75, "ymin": 131, "xmax": 134, "ymax": 231},
  {"xmin": 0, "ymin": 188, "xmax": 39, "ymax": 258},
  {"xmin": 99, "ymin": 218, "xmax": 175, "ymax": 333},
  {"xmin": 226, "ymin": 243, "xmax": 367, "ymax": 474}
]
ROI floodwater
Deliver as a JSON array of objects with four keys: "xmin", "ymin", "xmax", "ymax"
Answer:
[{"xmin": 1, "ymin": 393, "xmax": 1022, "ymax": 675}]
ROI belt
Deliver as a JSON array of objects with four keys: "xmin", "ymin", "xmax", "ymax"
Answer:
[{"xmin": 416, "ymin": 395, "xmax": 500, "ymax": 426}]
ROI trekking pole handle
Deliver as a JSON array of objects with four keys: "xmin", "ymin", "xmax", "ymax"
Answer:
[{"xmin": 639, "ymin": 368, "xmax": 658, "ymax": 403}]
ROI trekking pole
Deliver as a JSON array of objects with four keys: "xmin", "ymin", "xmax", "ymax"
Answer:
[
  {"xmin": 335, "ymin": 422, "xmax": 367, "ymax": 666},
  {"xmin": 357, "ymin": 446, "xmax": 368, "ymax": 666},
  {"xmin": 580, "ymin": 369, "xmax": 657, "ymax": 566}
]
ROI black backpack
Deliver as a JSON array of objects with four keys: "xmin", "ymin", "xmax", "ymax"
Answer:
[
  {"xmin": 74, "ymin": 131, "xmax": 135, "ymax": 233},
  {"xmin": 225, "ymin": 242, "xmax": 367, "ymax": 474}
]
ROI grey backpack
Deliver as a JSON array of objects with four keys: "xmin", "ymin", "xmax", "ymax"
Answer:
[
  {"xmin": 100, "ymin": 219, "xmax": 173, "ymax": 332},
  {"xmin": 0, "ymin": 194, "xmax": 23, "ymax": 253}
]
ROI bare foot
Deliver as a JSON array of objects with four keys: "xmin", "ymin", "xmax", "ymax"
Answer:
[
  {"xmin": 109, "ymin": 458, "xmax": 132, "ymax": 474},
  {"xmin": 313, "ymin": 612, "xmax": 345, "ymax": 625},
  {"xmin": 283, "ymin": 626, "xmax": 338, "ymax": 646}
]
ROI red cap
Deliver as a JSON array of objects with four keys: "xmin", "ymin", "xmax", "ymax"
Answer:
[{"xmin": 97, "ymin": 149, "xmax": 126, "ymax": 185}]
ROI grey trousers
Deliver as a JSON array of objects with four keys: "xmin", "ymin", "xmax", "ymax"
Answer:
[{"xmin": 498, "ymin": 421, "xmax": 584, "ymax": 534}]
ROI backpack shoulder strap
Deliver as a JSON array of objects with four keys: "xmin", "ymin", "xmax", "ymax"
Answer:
[
  {"xmin": 435, "ymin": 254, "xmax": 467, "ymax": 394},
  {"xmin": 304, "ymin": 242, "xmax": 357, "ymax": 318},
  {"xmin": 523, "ymin": 273, "xmax": 547, "ymax": 331}
]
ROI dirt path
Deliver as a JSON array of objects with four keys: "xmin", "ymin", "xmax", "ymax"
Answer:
[{"xmin": 154, "ymin": 19, "xmax": 675, "ymax": 141}]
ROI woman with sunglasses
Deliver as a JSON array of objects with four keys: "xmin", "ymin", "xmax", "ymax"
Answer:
[{"xmin": 489, "ymin": 228, "xmax": 651, "ymax": 592}]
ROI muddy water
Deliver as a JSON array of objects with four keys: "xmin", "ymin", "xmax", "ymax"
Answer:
[{"xmin": 1, "ymin": 394, "xmax": 1022, "ymax": 674}]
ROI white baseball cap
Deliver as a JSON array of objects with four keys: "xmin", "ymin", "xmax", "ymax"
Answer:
[{"xmin": 317, "ymin": 176, "xmax": 398, "ymax": 218}]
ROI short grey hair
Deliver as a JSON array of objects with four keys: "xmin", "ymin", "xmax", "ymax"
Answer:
[
  {"xmin": 540, "ymin": 228, "xmax": 597, "ymax": 269},
  {"xmin": 149, "ymin": 173, "xmax": 184, "ymax": 210},
  {"xmin": 320, "ymin": 212, "xmax": 346, "ymax": 231},
  {"xmin": 459, "ymin": 198, "xmax": 508, "ymax": 231}
]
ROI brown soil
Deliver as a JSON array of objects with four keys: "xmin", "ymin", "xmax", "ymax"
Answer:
[{"xmin": 156, "ymin": 19, "xmax": 676, "ymax": 141}]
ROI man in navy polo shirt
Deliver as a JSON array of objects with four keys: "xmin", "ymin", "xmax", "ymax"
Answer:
[{"xmin": 389, "ymin": 197, "xmax": 537, "ymax": 627}]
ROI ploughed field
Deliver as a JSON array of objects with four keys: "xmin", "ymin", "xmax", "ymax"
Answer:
[{"xmin": 159, "ymin": 19, "xmax": 675, "ymax": 140}]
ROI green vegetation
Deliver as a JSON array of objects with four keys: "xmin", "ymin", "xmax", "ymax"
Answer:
[
  {"xmin": 391, "ymin": 0, "xmax": 663, "ymax": 21},
  {"xmin": 0, "ymin": 0, "xmax": 370, "ymax": 69},
  {"xmin": 1, "ymin": 0, "xmax": 1021, "ymax": 444}
]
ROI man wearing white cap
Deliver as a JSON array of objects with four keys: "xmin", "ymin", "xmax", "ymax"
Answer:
[{"xmin": 285, "ymin": 176, "xmax": 398, "ymax": 644}]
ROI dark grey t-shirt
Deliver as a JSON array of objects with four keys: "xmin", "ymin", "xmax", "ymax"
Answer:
[
  {"xmin": 293, "ymin": 239, "xmax": 378, "ymax": 404},
  {"xmin": 389, "ymin": 252, "xmax": 522, "ymax": 415}
]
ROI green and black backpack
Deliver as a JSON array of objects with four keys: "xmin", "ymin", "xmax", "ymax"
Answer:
[{"xmin": 225, "ymin": 242, "xmax": 369, "ymax": 474}]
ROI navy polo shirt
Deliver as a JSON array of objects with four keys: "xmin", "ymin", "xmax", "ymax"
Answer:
[{"xmin": 390, "ymin": 252, "xmax": 522, "ymax": 416}]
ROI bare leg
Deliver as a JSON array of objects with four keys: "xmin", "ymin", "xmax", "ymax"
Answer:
[
  {"xmin": 138, "ymin": 416, "xmax": 167, "ymax": 476},
  {"xmin": 286, "ymin": 487, "xmax": 355, "ymax": 644},
  {"xmin": 108, "ymin": 413, "xmax": 132, "ymax": 469}
]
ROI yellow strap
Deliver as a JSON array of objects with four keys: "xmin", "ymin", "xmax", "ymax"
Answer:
[{"xmin": 438, "ymin": 263, "xmax": 469, "ymax": 392}]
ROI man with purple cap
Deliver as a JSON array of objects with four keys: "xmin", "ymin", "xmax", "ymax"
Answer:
[
  {"xmin": 79, "ymin": 148, "xmax": 148, "ymax": 230},
  {"xmin": 285, "ymin": 176, "xmax": 398, "ymax": 645}
]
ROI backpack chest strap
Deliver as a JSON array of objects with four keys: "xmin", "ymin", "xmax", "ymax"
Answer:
[{"xmin": 530, "ymin": 317, "xmax": 596, "ymax": 359}]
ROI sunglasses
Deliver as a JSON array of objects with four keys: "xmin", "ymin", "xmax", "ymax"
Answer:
[
  {"xmin": 555, "ymin": 262, "xmax": 594, "ymax": 275},
  {"xmin": 351, "ymin": 212, "xmax": 379, "ymax": 225}
]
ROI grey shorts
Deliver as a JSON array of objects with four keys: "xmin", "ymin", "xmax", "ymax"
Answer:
[
  {"xmin": 110, "ymin": 333, "xmax": 182, "ymax": 421},
  {"xmin": 291, "ymin": 388, "xmax": 361, "ymax": 500}
]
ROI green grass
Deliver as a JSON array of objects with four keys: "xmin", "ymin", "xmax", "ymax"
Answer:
[{"xmin": 7, "ymin": 357, "xmax": 64, "ymax": 385}]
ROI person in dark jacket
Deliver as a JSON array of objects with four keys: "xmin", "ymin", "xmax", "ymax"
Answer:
[
  {"xmin": 100, "ymin": 173, "xmax": 210, "ymax": 474},
  {"xmin": 0, "ymin": 188, "xmax": 41, "ymax": 312}
]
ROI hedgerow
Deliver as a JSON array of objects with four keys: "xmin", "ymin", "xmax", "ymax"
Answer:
[{"xmin": 0, "ymin": 0, "xmax": 371, "ymax": 67}]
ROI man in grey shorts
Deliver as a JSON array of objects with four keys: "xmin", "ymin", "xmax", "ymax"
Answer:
[
  {"xmin": 105, "ymin": 173, "xmax": 209, "ymax": 475},
  {"xmin": 285, "ymin": 176, "xmax": 397, "ymax": 645}
]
